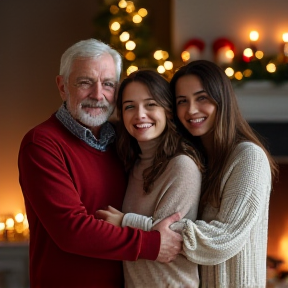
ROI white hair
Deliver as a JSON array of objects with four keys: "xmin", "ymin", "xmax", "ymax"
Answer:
[{"xmin": 59, "ymin": 38, "xmax": 122, "ymax": 82}]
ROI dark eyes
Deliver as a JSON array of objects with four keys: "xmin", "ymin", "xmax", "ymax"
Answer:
[
  {"xmin": 123, "ymin": 101, "xmax": 158, "ymax": 111},
  {"xmin": 176, "ymin": 95, "xmax": 208, "ymax": 105}
]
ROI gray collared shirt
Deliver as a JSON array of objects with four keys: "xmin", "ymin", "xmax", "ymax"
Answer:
[{"xmin": 56, "ymin": 103, "xmax": 116, "ymax": 152}]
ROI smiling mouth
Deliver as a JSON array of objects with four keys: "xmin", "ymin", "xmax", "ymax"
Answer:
[
  {"xmin": 189, "ymin": 117, "xmax": 205, "ymax": 123},
  {"xmin": 134, "ymin": 123, "xmax": 153, "ymax": 129}
]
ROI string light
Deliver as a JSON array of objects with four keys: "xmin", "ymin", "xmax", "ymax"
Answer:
[
  {"xmin": 110, "ymin": 21, "xmax": 121, "ymax": 32},
  {"xmin": 125, "ymin": 51, "xmax": 136, "ymax": 61},
  {"xmin": 118, "ymin": 0, "xmax": 127, "ymax": 9},
  {"xmin": 126, "ymin": 1, "xmax": 135, "ymax": 13},
  {"xmin": 138, "ymin": 8, "xmax": 148, "ymax": 17},
  {"xmin": 154, "ymin": 50, "xmax": 163, "ymax": 60},
  {"xmin": 266, "ymin": 63, "xmax": 276, "ymax": 73},
  {"xmin": 120, "ymin": 31, "xmax": 130, "ymax": 42},
  {"xmin": 164, "ymin": 61, "xmax": 173, "ymax": 70},
  {"xmin": 127, "ymin": 65, "xmax": 138, "ymax": 75},
  {"xmin": 255, "ymin": 51, "xmax": 264, "ymax": 59},
  {"xmin": 133, "ymin": 14, "xmax": 142, "ymax": 23},
  {"xmin": 125, "ymin": 40, "xmax": 136, "ymax": 50},
  {"xmin": 157, "ymin": 65, "xmax": 166, "ymax": 74},
  {"xmin": 225, "ymin": 67, "xmax": 234, "ymax": 77},
  {"xmin": 181, "ymin": 51, "xmax": 190, "ymax": 62}
]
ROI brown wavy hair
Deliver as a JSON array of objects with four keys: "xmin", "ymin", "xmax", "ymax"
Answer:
[
  {"xmin": 170, "ymin": 60, "xmax": 278, "ymax": 209},
  {"xmin": 116, "ymin": 69, "xmax": 203, "ymax": 193}
]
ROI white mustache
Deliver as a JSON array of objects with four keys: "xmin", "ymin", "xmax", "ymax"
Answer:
[{"xmin": 80, "ymin": 99, "xmax": 108, "ymax": 109}]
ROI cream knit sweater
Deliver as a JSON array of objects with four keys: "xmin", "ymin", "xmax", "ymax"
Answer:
[
  {"xmin": 176, "ymin": 142, "xmax": 272, "ymax": 288},
  {"xmin": 122, "ymin": 140, "xmax": 202, "ymax": 288}
]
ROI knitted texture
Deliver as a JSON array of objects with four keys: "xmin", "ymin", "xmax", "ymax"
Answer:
[
  {"xmin": 122, "ymin": 140, "xmax": 202, "ymax": 288},
  {"xmin": 180, "ymin": 142, "xmax": 271, "ymax": 288}
]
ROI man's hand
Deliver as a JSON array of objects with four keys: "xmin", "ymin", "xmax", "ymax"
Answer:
[
  {"xmin": 95, "ymin": 206, "xmax": 124, "ymax": 227},
  {"xmin": 152, "ymin": 212, "xmax": 183, "ymax": 263}
]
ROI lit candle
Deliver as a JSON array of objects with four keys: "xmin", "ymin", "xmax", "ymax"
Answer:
[
  {"xmin": 283, "ymin": 33, "xmax": 288, "ymax": 57},
  {"xmin": 249, "ymin": 30, "xmax": 259, "ymax": 52}
]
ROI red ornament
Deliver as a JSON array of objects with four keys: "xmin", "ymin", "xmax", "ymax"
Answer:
[
  {"xmin": 212, "ymin": 37, "xmax": 235, "ymax": 54},
  {"xmin": 212, "ymin": 37, "xmax": 235, "ymax": 65},
  {"xmin": 182, "ymin": 38, "xmax": 205, "ymax": 62}
]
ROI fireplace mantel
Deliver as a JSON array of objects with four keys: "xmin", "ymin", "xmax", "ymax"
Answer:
[{"xmin": 234, "ymin": 81, "xmax": 288, "ymax": 122}]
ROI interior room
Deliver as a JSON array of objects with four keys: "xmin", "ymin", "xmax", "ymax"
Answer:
[{"xmin": 0, "ymin": 0, "xmax": 288, "ymax": 287}]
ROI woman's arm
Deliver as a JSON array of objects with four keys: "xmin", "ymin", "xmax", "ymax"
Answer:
[
  {"xmin": 178, "ymin": 143, "xmax": 272, "ymax": 265},
  {"xmin": 111, "ymin": 155, "xmax": 202, "ymax": 232}
]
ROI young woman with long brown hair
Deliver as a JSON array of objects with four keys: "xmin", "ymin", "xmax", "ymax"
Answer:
[
  {"xmin": 168, "ymin": 59, "xmax": 278, "ymax": 288},
  {"xmin": 96, "ymin": 69, "xmax": 203, "ymax": 287}
]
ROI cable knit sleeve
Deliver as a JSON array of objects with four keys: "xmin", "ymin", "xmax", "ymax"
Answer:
[
  {"xmin": 122, "ymin": 155, "xmax": 202, "ymax": 232},
  {"xmin": 179, "ymin": 142, "xmax": 272, "ymax": 265}
]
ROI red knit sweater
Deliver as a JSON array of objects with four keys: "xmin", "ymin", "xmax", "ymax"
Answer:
[{"xmin": 18, "ymin": 114, "xmax": 160, "ymax": 288}]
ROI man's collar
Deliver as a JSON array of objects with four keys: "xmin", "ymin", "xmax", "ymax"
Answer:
[{"xmin": 55, "ymin": 103, "xmax": 116, "ymax": 151}]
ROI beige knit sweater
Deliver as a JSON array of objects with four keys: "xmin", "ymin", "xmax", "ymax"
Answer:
[
  {"xmin": 122, "ymin": 140, "xmax": 202, "ymax": 288},
  {"xmin": 176, "ymin": 142, "xmax": 272, "ymax": 288}
]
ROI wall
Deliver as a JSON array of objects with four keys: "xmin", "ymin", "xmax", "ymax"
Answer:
[
  {"xmin": 0, "ymin": 0, "xmax": 100, "ymax": 214},
  {"xmin": 172, "ymin": 0, "xmax": 288, "ymax": 60}
]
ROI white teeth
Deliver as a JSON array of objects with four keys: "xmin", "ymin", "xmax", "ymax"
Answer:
[
  {"xmin": 189, "ymin": 118, "xmax": 205, "ymax": 123},
  {"xmin": 135, "ymin": 123, "xmax": 153, "ymax": 128}
]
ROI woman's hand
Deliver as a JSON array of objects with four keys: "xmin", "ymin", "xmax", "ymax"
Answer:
[{"xmin": 95, "ymin": 206, "xmax": 124, "ymax": 227}]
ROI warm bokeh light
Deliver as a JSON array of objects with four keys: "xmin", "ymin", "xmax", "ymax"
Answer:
[
  {"xmin": 161, "ymin": 51, "xmax": 169, "ymax": 60},
  {"xmin": 234, "ymin": 71, "xmax": 243, "ymax": 80},
  {"xmin": 138, "ymin": 8, "xmax": 148, "ymax": 17},
  {"xmin": 226, "ymin": 49, "xmax": 235, "ymax": 59},
  {"xmin": 164, "ymin": 61, "xmax": 173, "ymax": 70},
  {"xmin": 279, "ymin": 235, "xmax": 288, "ymax": 270},
  {"xmin": 266, "ymin": 63, "xmax": 276, "ymax": 73},
  {"xmin": 125, "ymin": 40, "xmax": 136, "ymax": 50},
  {"xmin": 133, "ymin": 14, "xmax": 142, "ymax": 23},
  {"xmin": 127, "ymin": 65, "xmax": 138, "ymax": 75},
  {"xmin": 225, "ymin": 67, "xmax": 234, "ymax": 77},
  {"xmin": 157, "ymin": 65, "xmax": 165, "ymax": 74},
  {"xmin": 255, "ymin": 51, "xmax": 264, "ymax": 59},
  {"xmin": 154, "ymin": 50, "xmax": 163, "ymax": 60},
  {"xmin": 118, "ymin": 0, "xmax": 127, "ymax": 8},
  {"xmin": 126, "ymin": 1, "xmax": 135, "ymax": 13},
  {"xmin": 125, "ymin": 51, "xmax": 136, "ymax": 61},
  {"xmin": 282, "ymin": 33, "xmax": 288, "ymax": 43},
  {"xmin": 6, "ymin": 218, "xmax": 14, "ymax": 229},
  {"xmin": 181, "ymin": 51, "xmax": 190, "ymax": 62},
  {"xmin": 243, "ymin": 69, "xmax": 253, "ymax": 77},
  {"xmin": 0, "ymin": 222, "xmax": 5, "ymax": 231},
  {"xmin": 243, "ymin": 48, "xmax": 254, "ymax": 58},
  {"xmin": 110, "ymin": 5, "xmax": 119, "ymax": 14},
  {"xmin": 120, "ymin": 31, "xmax": 130, "ymax": 42},
  {"xmin": 250, "ymin": 30, "xmax": 259, "ymax": 41},
  {"xmin": 110, "ymin": 21, "xmax": 121, "ymax": 31},
  {"xmin": 15, "ymin": 213, "xmax": 24, "ymax": 223}
]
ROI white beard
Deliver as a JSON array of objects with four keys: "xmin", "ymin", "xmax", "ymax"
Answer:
[{"xmin": 67, "ymin": 98, "xmax": 115, "ymax": 128}]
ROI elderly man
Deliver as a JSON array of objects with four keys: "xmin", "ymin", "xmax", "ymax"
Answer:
[{"xmin": 18, "ymin": 39, "xmax": 181, "ymax": 288}]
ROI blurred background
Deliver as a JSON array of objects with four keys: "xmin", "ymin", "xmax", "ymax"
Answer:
[{"xmin": 0, "ymin": 0, "xmax": 287, "ymax": 287}]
